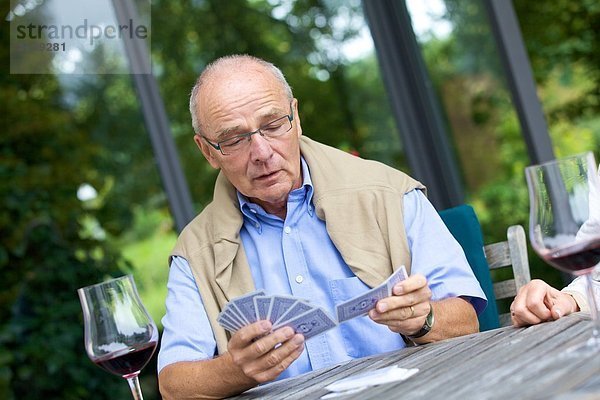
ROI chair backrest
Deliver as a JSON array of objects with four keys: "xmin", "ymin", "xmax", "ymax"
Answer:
[
  {"xmin": 439, "ymin": 205, "xmax": 501, "ymax": 331},
  {"xmin": 440, "ymin": 205, "xmax": 531, "ymax": 330},
  {"xmin": 483, "ymin": 225, "xmax": 531, "ymax": 326}
]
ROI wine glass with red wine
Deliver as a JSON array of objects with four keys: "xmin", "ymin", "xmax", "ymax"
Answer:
[
  {"xmin": 525, "ymin": 151, "xmax": 600, "ymax": 352},
  {"xmin": 78, "ymin": 275, "xmax": 158, "ymax": 399}
]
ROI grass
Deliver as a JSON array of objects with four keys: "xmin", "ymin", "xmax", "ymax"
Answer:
[{"xmin": 117, "ymin": 209, "xmax": 178, "ymax": 329}]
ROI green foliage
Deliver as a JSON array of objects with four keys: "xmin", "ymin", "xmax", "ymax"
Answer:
[
  {"xmin": 117, "ymin": 208, "xmax": 177, "ymax": 325},
  {"xmin": 0, "ymin": 3, "xmax": 145, "ymax": 397},
  {"xmin": 150, "ymin": 0, "xmax": 397, "ymax": 209},
  {"xmin": 0, "ymin": 76, "xmax": 132, "ymax": 398},
  {"xmin": 514, "ymin": 0, "xmax": 600, "ymax": 115},
  {"xmin": 421, "ymin": 0, "xmax": 599, "ymax": 287},
  {"xmin": 0, "ymin": 225, "xmax": 131, "ymax": 400}
]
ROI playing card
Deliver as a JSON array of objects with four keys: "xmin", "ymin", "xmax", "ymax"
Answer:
[
  {"xmin": 324, "ymin": 365, "xmax": 419, "ymax": 394},
  {"xmin": 273, "ymin": 300, "xmax": 314, "ymax": 328},
  {"xmin": 278, "ymin": 306, "xmax": 337, "ymax": 340},
  {"xmin": 218, "ymin": 266, "xmax": 409, "ymax": 336},
  {"xmin": 222, "ymin": 304, "xmax": 247, "ymax": 327},
  {"xmin": 335, "ymin": 266, "xmax": 409, "ymax": 323},
  {"xmin": 218, "ymin": 307, "xmax": 244, "ymax": 331},
  {"xmin": 268, "ymin": 295, "xmax": 298, "ymax": 325},
  {"xmin": 254, "ymin": 296, "xmax": 273, "ymax": 321},
  {"xmin": 217, "ymin": 314, "xmax": 240, "ymax": 333},
  {"xmin": 230, "ymin": 290, "xmax": 266, "ymax": 324},
  {"xmin": 231, "ymin": 301, "xmax": 253, "ymax": 325},
  {"xmin": 335, "ymin": 284, "xmax": 389, "ymax": 323},
  {"xmin": 384, "ymin": 265, "xmax": 408, "ymax": 294}
]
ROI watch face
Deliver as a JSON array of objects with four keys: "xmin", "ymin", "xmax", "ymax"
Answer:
[{"xmin": 425, "ymin": 306, "xmax": 434, "ymax": 328}]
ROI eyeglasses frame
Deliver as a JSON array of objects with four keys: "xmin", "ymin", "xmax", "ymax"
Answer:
[{"xmin": 201, "ymin": 101, "xmax": 295, "ymax": 156}]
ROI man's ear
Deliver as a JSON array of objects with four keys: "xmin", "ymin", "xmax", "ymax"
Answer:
[
  {"xmin": 293, "ymin": 98, "xmax": 302, "ymax": 138},
  {"xmin": 194, "ymin": 134, "xmax": 220, "ymax": 169}
]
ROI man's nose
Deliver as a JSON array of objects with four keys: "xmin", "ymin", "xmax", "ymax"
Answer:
[{"xmin": 249, "ymin": 131, "xmax": 273, "ymax": 161}]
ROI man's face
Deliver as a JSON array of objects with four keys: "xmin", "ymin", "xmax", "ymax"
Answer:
[{"xmin": 193, "ymin": 65, "xmax": 303, "ymax": 213}]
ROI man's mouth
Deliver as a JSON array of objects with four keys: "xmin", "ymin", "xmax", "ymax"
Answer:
[{"xmin": 254, "ymin": 170, "xmax": 280, "ymax": 181}]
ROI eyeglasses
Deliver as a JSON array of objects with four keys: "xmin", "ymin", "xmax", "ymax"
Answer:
[{"xmin": 202, "ymin": 102, "xmax": 294, "ymax": 156}]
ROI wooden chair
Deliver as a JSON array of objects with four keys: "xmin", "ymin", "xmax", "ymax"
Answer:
[
  {"xmin": 483, "ymin": 225, "xmax": 531, "ymax": 326},
  {"xmin": 440, "ymin": 205, "xmax": 532, "ymax": 330}
]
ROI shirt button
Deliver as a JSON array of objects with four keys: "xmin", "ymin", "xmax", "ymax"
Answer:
[
  {"xmin": 250, "ymin": 209, "xmax": 257, "ymax": 213},
  {"xmin": 295, "ymin": 275, "xmax": 304, "ymax": 283},
  {"xmin": 284, "ymin": 226, "xmax": 292, "ymax": 234}
]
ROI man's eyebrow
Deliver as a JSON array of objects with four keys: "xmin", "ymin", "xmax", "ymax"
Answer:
[
  {"xmin": 255, "ymin": 103, "xmax": 291, "ymax": 122},
  {"xmin": 258, "ymin": 108, "xmax": 283, "ymax": 121},
  {"xmin": 215, "ymin": 125, "xmax": 242, "ymax": 140},
  {"xmin": 214, "ymin": 107, "xmax": 287, "ymax": 139}
]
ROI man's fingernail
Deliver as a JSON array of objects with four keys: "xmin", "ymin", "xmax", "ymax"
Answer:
[
  {"xmin": 555, "ymin": 308, "xmax": 562, "ymax": 318},
  {"xmin": 394, "ymin": 284, "xmax": 404, "ymax": 295},
  {"xmin": 378, "ymin": 302, "xmax": 388, "ymax": 312},
  {"xmin": 292, "ymin": 335, "xmax": 304, "ymax": 345},
  {"xmin": 260, "ymin": 320, "xmax": 271, "ymax": 330},
  {"xmin": 285, "ymin": 327, "xmax": 296, "ymax": 337}
]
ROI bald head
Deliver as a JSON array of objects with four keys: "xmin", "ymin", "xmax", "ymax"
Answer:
[{"xmin": 189, "ymin": 55, "xmax": 293, "ymax": 135}]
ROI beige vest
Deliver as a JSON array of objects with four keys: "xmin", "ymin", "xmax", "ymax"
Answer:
[{"xmin": 171, "ymin": 136, "xmax": 425, "ymax": 354}]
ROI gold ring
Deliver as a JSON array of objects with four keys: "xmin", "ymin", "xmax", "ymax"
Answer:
[{"xmin": 409, "ymin": 305, "xmax": 415, "ymax": 318}]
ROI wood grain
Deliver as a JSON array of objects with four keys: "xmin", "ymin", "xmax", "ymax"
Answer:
[{"xmin": 229, "ymin": 313, "xmax": 599, "ymax": 400}]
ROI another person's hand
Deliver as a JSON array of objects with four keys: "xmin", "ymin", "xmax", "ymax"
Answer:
[
  {"xmin": 226, "ymin": 320, "xmax": 305, "ymax": 384},
  {"xmin": 368, "ymin": 274, "xmax": 432, "ymax": 336},
  {"xmin": 510, "ymin": 279, "xmax": 579, "ymax": 327}
]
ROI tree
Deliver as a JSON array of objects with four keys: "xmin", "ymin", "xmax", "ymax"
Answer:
[{"xmin": 1, "ymin": 1, "xmax": 135, "ymax": 397}]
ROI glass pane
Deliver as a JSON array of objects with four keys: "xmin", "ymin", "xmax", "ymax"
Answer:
[
  {"xmin": 5, "ymin": 1, "xmax": 164, "ymax": 398},
  {"xmin": 9, "ymin": 0, "xmax": 150, "ymax": 74},
  {"xmin": 513, "ymin": 0, "xmax": 600, "ymax": 161},
  {"xmin": 405, "ymin": 0, "xmax": 562, "ymax": 288},
  {"xmin": 153, "ymin": 0, "xmax": 409, "ymax": 210},
  {"xmin": 407, "ymin": 0, "xmax": 527, "ymax": 234}
]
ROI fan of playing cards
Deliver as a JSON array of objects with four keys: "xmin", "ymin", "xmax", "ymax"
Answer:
[{"xmin": 218, "ymin": 265, "xmax": 408, "ymax": 341}]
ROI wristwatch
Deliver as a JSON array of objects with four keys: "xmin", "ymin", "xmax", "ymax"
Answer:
[{"xmin": 407, "ymin": 303, "xmax": 434, "ymax": 339}]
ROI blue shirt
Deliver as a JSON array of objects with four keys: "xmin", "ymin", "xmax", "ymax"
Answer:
[{"xmin": 158, "ymin": 158, "xmax": 486, "ymax": 378}]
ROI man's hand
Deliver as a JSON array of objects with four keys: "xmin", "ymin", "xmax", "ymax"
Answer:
[
  {"xmin": 368, "ymin": 274, "xmax": 432, "ymax": 336},
  {"xmin": 159, "ymin": 321, "xmax": 304, "ymax": 399},
  {"xmin": 227, "ymin": 320, "xmax": 305, "ymax": 384},
  {"xmin": 510, "ymin": 279, "xmax": 579, "ymax": 327}
]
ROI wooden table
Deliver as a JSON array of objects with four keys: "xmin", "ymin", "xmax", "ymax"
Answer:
[{"xmin": 230, "ymin": 313, "xmax": 600, "ymax": 400}]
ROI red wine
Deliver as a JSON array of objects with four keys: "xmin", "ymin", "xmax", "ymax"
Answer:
[
  {"xmin": 542, "ymin": 238, "xmax": 600, "ymax": 275},
  {"xmin": 93, "ymin": 341, "xmax": 157, "ymax": 378}
]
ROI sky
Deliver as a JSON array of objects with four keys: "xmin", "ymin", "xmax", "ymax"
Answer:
[{"xmin": 341, "ymin": 0, "xmax": 452, "ymax": 61}]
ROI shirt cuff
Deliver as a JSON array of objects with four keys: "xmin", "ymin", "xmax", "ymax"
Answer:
[{"xmin": 561, "ymin": 289, "xmax": 588, "ymax": 313}]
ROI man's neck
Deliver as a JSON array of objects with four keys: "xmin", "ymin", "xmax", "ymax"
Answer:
[{"xmin": 255, "ymin": 199, "xmax": 288, "ymax": 220}]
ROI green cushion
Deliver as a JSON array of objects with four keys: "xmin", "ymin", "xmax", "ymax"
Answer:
[{"xmin": 439, "ymin": 205, "xmax": 500, "ymax": 331}]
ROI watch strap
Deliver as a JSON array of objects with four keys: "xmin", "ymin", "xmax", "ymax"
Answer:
[{"xmin": 407, "ymin": 303, "xmax": 434, "ymax": 339}]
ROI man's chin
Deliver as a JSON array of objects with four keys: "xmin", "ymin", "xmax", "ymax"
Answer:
[{"xmin": 248, "ymin": 187, "xmax": 290, "ymax": 206}]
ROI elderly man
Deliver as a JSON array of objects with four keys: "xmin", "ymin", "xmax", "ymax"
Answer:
[{"xmin": 158, "ymin": 54, "xmax": 486, "ymax": 399}]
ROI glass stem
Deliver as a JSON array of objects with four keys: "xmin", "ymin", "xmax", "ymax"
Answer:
[
  {"xmin": 126, "ymin": 375, "xmax": 144, "ymax": 400},
  {"xmin": 584, "ymin": 273, "xmax": 600, "ymax": 347}
]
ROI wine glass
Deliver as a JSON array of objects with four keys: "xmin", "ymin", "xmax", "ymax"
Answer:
[
  {"xmin": 78, "ymin": 275, "xmax": 158, "ymax": 399},
  {"xmin": 525, "ymin": 151, "xmax": 600, "ymax": 352}
]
